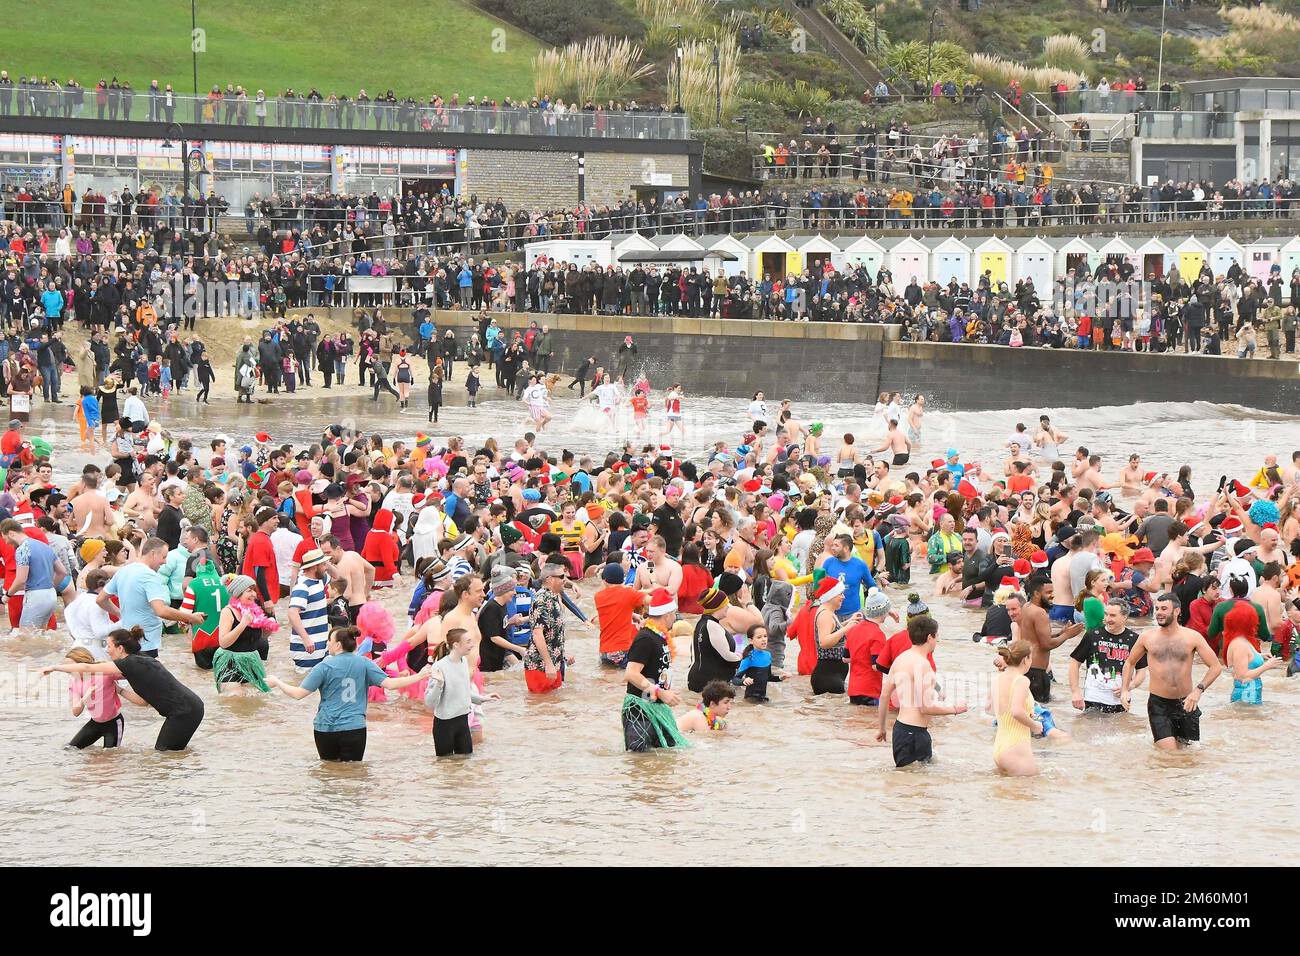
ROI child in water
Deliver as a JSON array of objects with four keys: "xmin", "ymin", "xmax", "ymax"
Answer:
[
  {"xmin": 677, "ymin": 679, "xmax": 736, "ymax": 733},
  {"xmin": 732, "ymin": 624, "xmax": 773, "ymax": 701},
  {"xmin": 466, "ymin": 364, "xmax": 480, "ymax": 409},
  {"xmin": 63, "ymin": 646, "xmax": 134, "ymax": 748}
]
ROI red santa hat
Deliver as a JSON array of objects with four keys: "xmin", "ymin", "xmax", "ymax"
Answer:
[
  {"xmin": 930, "ymin": 458, "xmax": 946, "ymax": 469},
  {"xmin": 813, "ymin": 577, "xmax": 846, "ymax": 605},
  {"xmin": 999, "ymin": 576, "xmax": 1019, "ymax": 589},
  {"xmin": 743, "ymin": 478, "xmax": 763, "ymax": 493},
  {"xmin": 957, "ymin": 478, "xmax": 980, "ymax": 499},
  {"xmin": 1220, "ymin": 516, "xmax": 1244, "ymax": 535},
  {"xmin": 1030, "ymin": 549, "xmax": 1049, "ymax": 569},
  {"xmin": 659, "ymin": 444, "xmax": 674, "ymax": 459},
  {"xmin": 647, "ymin": 588, "xmax": 678, "ymax": 616},
  {"xmin": 1012, "ymin": 558, "xmax": 1032, "ymax": 577},
  {"xmin": 1231, "ymin": 479, "xmax": 1251, "ymax": 500},
  {"xmin": 1143, "ymin": 471, "xmax": 1158, "ymax": 483}
]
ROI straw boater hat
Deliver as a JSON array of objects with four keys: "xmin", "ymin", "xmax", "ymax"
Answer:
[{"xmin": 299, "ymin": 548, "xmax": 328, "ymax": 571}]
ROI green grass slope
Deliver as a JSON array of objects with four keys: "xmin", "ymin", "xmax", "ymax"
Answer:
[{"xmin": 3, "ymin": 0, "xmax": 540, "ymax": 98}]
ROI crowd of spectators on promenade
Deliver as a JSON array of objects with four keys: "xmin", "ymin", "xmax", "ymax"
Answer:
[{"xmin": 0, "ymin": 69, "xmax": 685, "ymax": 136}]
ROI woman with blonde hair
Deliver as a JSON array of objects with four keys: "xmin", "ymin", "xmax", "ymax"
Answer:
[{"xmin": 991, "ymin": 639, "xmax": 1067, "ymax": 776}]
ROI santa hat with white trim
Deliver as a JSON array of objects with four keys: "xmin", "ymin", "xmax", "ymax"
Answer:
[
  {"xmin": 813, "ymin": 576, "xmax": 846, "ymax": 605},
  {"xmin": 647, "ymin": 588, "xmax": 678, "ymax": 616}
]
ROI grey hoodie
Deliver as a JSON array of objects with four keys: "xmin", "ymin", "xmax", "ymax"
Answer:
[{"xmin": 761, "ymin": 580, "xmax": 794, "ymax": 670}]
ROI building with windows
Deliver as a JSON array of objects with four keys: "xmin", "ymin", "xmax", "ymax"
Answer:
[{"xmin": 1133, "ymin": 78, "xmax": 1300, "ymax": 185}]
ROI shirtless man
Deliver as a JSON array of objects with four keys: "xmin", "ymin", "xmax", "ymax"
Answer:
[
  {"xmin": 69, "ymin": 472, "xmax": 114, "ymax": 539},
  {"xmin": 906, "ymin": 394, "xmax": 925, "ymax": 449},
  {"xmin": 1003, "ymin": 442, "xmax": 1038, "ymax": 478},
  {"xmin": 1033, "ymin": 415, "xmax": 1067, "ymax": 462},
  {"xmin": 871, "ymin": 419, "xmax": 912, "ymax": 469},
  {"xmin": 1120, "ymin": 593, "xmax": 1223, "ymax": 750},
  {"xmin": 1252, "ymin": 562, "xmax": 1287, "ymax": 649},
  {"xmin": 1075, "ymin": 455, "xmax": 1110, "ymax": 493},
  {"xmin": 443, "ymin": 574, "xmax": 486, "ymax": 671},
  {"xmin": 1154, "ymin": 520, "xmax": 1223, "ymax": 589},
  {"xmin": 875, "ymin": 616, "xmax": 966, "ymax": 767},
  {"xmin": 122, "ymin": 471, "xmax": 161, "ymax": 533},
  {"xmin": 320, "ymin": 533, "xmax": 374, "ymax": 621},
  {"xmin": 1049, "ymin": 532, "xmax": 1084, "ymax": 624},
  {"xmin": 1118, "ymin": 454, "xmax": 1144, "ymax": 494},
  {"xmin": 1021, "ymin": 576, "xmax": 1084, "ymax": 702},
  {"xmin": 634, "ymin": 535, "xmax": 683, "ymax": 599}
]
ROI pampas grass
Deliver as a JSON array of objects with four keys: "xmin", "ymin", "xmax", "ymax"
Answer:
[
  {"xmin": 676, "ymin": 38, "xmax": 741, "ymax": 125},
  {"xmin": 742, "ymin": 78, "xmax": 832, "ymax": 116},
  {"xmin": 1043, "ymin": 33, "xmax": 1089, "ymax": 75},
  {"xmin": 637, "ymin": 0, "xmax": 727, "ymax": 52},
  {"xmin": 970, "ymin": 52, "xmax": 1030, "ymax": 87},
  {"xmin": 532, "ymin": 37, "xmax": 656, "ymax": 104},
  {"xmin": 1222, "ymin": 3, "xmax": 1300, "ymax": 33}
]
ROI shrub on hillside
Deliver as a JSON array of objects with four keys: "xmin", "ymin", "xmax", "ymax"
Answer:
[{"xmin": 476, "ymin": 0, "xmax": 645, "ymax": 48}]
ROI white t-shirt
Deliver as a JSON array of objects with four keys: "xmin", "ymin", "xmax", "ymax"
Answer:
[
  {"xmin": 747, "ymin": 400, "xmax": 768, "ymax": 423},
  {"xmin": 523, "ymin": 384, "xmax": 549, "ymax": 407},
  {"xmin": 594, "ymin": 382, "xmax": 621, "ymax": 411},
  {"xmin": 65, "ymin": 593, "xmax": 116, "ymax": 659},
  {"xmin": 271, "ymin": 527, "xmax": 303, "ymax": 587}
]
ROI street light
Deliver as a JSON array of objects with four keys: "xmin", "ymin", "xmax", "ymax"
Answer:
[
  {"xmin": 191, "ymin": 0, "xmax": 199, "ymax": 99},
  {"xmin": 925, "ymin": 6, "xmax": 941, "ymax": 95},
  {"xmin": 712, "ymin": 42, "xmax": 721, "ymax": 126},
  {"xmin": 672, "ymin": 24, "xmax": 683, "ymax": 110},
  {"xmin": 163, "ymin": 122, "xmax": 208, "ymax": 230}
]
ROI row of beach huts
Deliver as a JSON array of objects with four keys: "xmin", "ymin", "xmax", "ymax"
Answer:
[{"xmin": 523, "ymin": 232, "xmax": 1300, "ymax": 289}]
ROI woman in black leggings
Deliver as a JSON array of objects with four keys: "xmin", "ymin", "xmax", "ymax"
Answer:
[{"xmin": 45, "ymin": 626, "xmax": 206, "ymax": 751}]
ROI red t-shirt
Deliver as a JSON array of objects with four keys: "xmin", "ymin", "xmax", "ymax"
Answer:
[
  {"xmin": 876, "ymin": 629, "xmax": 937, "ymax": 674},
  {"xmin": 1008, "ymin": 474, "xmax": 1034, "ymax": 494},
  {"xmin": 594, "ymin": 584, "xmax": 645, "ymax": 654},
  {"xmin": 845, "ymin": 619, "xmax": 887, "ymax": 699},
  {"xmin": 678, "ymin": 564, "xmax": 713, "ymax": 615},
  {"xmin": 242, "ymin": 530, "xmax": 280, "ymax": 602}
]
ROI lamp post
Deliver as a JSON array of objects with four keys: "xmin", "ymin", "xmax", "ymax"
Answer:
[
  {"xmin": 712, "ymin": 42, "xmax": 721, "ymax": 126},
  {"xmin": 925, "ymin": 6, "xmax": 940, "ymax": 95},
  {"xmin": 163, "ymin": 122, "xmax": 208, "ymax": 231},
  {"xmin": 191, "ymin": 0, "xmax": 199, "ymax": 99},
  {"xmin": 672, "ymin": 24, "xmax": 683, "ymax": 110},
  {"xmin": 1155, "ymin": 0, "xmax": 1168, "ymax": 105}
]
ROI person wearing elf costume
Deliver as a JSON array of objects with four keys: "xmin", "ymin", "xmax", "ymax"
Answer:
[
  {"xmin": 180, "ymin": 550, "xmax": 230, "ymax": 670},
  {"xmin": 623, "ymin": 587, "xmax": 688, "ymax": 752}
]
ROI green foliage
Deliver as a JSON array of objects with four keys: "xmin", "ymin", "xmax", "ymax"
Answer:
[
  {"xmin": 823, "ymin": 0, "xmax": 890, "ymax": 54},
  {"xmin": 741, "ymin": 78, "xmax": 833, "ymax": 115},
  {"xmin": 884, "ymin": 40, "xmax": 969, "ymax": 82},
  {"xmin": 694, "ymin": 125, "xmax": 759, "ymax": 178},
  {"xmin": 476, "ymin": 0, "xmax": 645, "ymax": 48}
]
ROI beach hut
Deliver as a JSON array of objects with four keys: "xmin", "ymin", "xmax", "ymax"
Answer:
[
  {"xmin": 923, "ymin": 236, "xmax": 971, "ymax": 286},
  {"xmin": 1245, "ymin": 237, "xmax": 1282, "ymax": 282},
  {"xmin": 1096, "ymin": 236, "xmax": 1137, "ymax": 273},
  {"xmin": 1012, "ymin": 236, "xmax": 1055, "ymax": 293},
  {"xmin": 832, "ymin": 235, "xmax": 885, "ymax": 277},
  {"xmin": 743, "ymin": 234, "xmax": 798, "ymax": 279},
  {"xmin": 881, "ymin": 236, "xmax": 930, "ymax": 284},
  {"xmin": 1172, "ymin": 236, "xmax": 1209, "ymax": 284},
  {"xmin": 791, "ymin": 234, "xmax": 840, "ymax": 277},
  {"xmin": 704, "ymin": 234, "xmax": 751, "ymax": 278},
  {"xmin": 1282, "ymin": 237, "xmax": 1300, "ymax": 278},
  {"xmin": 973, "ymin": 236, "xmax": 1014, "ymax": 286},
  {"xmin": 523, "ymin": 237, "xmax": 612, "ymax": 269},
  {"xmin": 1047, "ymin": 236, "xmax": 1099, "ymax": 279},
  {"xmin": 1209, "ymin": 236, "xmax": 1245, "ymax": 279},
  {"xmin": 1134, "ymin": 236, "xmax": 1174, "ymax": 279}
]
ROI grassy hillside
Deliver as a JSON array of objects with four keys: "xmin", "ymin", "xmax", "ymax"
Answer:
[{"xmin": 2, "ymin": 0, "xmax": 540, "ymax": 97}]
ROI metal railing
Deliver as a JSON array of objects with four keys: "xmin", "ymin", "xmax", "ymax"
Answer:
[
  {"xmin": 1135, "ymin": 110, "xmax": 1234, "ymax": 139},
  {"xmin": 0, "ymin": 91, "xmax": 692, "ymax": 140},
  {"xmin": 9, "ymin": 195, "xmax": 1300, "ymax": 266},
  {"xmin": 1033, "ymin": 89, "xmax": 1181, "ymax": 115}
]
